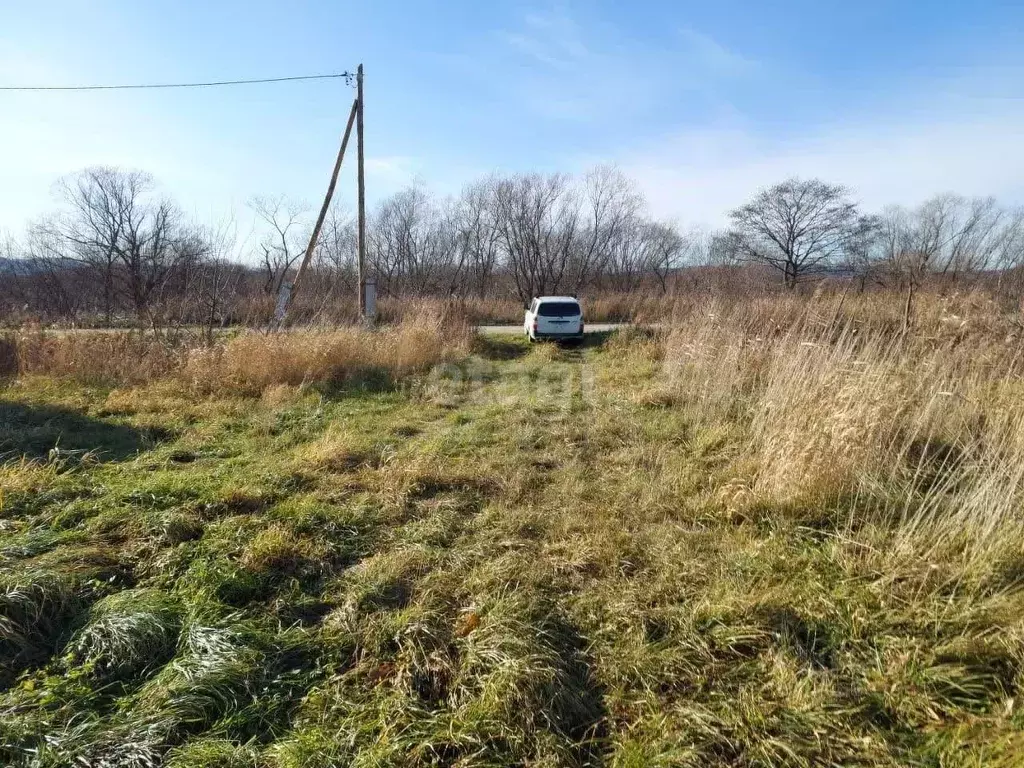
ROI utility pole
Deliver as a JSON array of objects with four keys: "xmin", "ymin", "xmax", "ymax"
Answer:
[
  {"xmin": 269, "ymin": 66, "xmax": 366, "ymax": 328},
  {"xmin": 356, "ymin": 63, "xmax": 367, "ymax": 320},
  {"xmin": 272, "ymin": 97, "xmax": 358, "ymax": 326}
]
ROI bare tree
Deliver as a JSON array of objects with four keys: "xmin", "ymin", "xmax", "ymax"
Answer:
[
  {"xmin": 881, "ymin": 195, "xmax": 1004, "ymax": 283},
  {"xmin": 250, "ymin": 195, "xmax": 309, "ymax": 296},
  {"xmin": 124, "ymin": 203, "xmax": 208, "ymax": 327},
  {"xmin": 993, "ymin": 208, "xmax": 1024, "ymax": 303},
  {"xmin": 0, "ymin": 232, "xmax": 24, "ymax": 318},
  {"xmin": 727, "ymin": 178, "xmax": 861, "ymax": 289},
  {"xmin": 567, "ymin": 166, "xmax": 644, "ymax": 292},
  {"xmin": 23, "ymin": 224, "xmax": 91, "ymax": 321},
  {"xmin": 603, "ymin": 219, "xmax": 685, "ymax": 293},
  {"xmin": 603, "ymin": 219, "xmax": 648, "ymax": 293},
  {"xmin": 370, "ymin": 183, "xmax": 472, "ymax": 298},
  {"xmin": 45, "ymin": 167, "xmax": 204, "ymax": 327},
  {"xmin": 12, "ymin": 161, "xmax": 1024, "ymax": 327},
  {"xmin": 370, "ymin": 184, "xmax": 430, "ymax": 297},
  {"xmin": 454, "ymin": 180, "xmax": 501, "ymax": 300},
  {"xmin": 937, "ymin": 196, "xmax": 1007, "ymax": 282},
  {"xmin": 176, "ymin": 218, "xmax": 246, "ymax": 340},
  {"xmin": 648, "ymin": 222, "xmax": 693, "ymax": 293},
  {"xmin": 0, "ymin": 230, "xmax": 15, "ymax": 265},
  {"xmin": 493, "ymin": 173, "xmax": 583, "ymax": 302},
  {"xmin": 843, "ymin": 215, "xmax": 884, "ymax": 292},
  {"xmin": 309, "ymin": 204, "xmax": 358, "ymax": 321},
  {"xmin": 51, "ymin": 168, "xmax": 133, "ymax": 323},
  {"xmin": 878, "ymin": 195, "xmax": 1022, "ymax": 329}
]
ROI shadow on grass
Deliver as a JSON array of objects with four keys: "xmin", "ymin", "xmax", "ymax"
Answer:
[
  {"xmin": 311, "ymin": 367, "xmax": 400, "ymax": 399},
  {"xmin": 472, "ymin": 330, "xmax": 615, "ymax": 360},
  {"xmin": 580, "ymin": 330, "xmax": 614, "ymax": 349},
  {"xmin": 543, "ymin": 611, "xmax": 610, "ymax": 765},
  {"xmin": 904, "ymin": 437, "xmax": 965, "ymax": 493},
  {"xmin": 472, "ymin": 334, "xmax": 532, "ymax": 361},
  {"xmin": 0, "ymin": 401, "xmax": 154, "ymax": 463}
]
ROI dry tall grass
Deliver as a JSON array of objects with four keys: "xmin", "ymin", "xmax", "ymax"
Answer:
[
  {"xmin": 12, "ymin": 332, "xmax": 189, "ymax": 386},
  {"xmin": 661, "ymin": 292, "xmax": 1024, "ymax": 583},
  {"xmin": 7, "ymin": 309, "xmax": 472, "ymax": 396},
  {"xmin": 189, "ymin": 314, "xmax": 469, "ymax": 396}
]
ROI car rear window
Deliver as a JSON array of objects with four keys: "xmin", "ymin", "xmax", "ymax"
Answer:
[{"xmin": 537, "ymin": 301, "xmax": 581, "ymax": 317}]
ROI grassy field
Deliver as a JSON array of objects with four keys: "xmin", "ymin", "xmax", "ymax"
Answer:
[{"xmin": 2, "ymin": 299, "xmax": 1024, "ymax": 766}]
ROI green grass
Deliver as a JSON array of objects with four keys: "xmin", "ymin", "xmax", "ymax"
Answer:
[{"xmin": 1, "ymin": 333, "xmax": 1022, "ymax": 766}]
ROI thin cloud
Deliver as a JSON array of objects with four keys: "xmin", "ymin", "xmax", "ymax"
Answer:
[
  {"xmin": 504, "ymin": 9, "xmax": 590, "ymax": 69},
  {"xmin": 365, "ymin": 155, "xmax": 416, "ymax": 174},
  {"xmin": 677, "ymin": 28, "xmax": 757, "ymax": 78},
  {"xmin": 620, "ymin": 95, "xmax": 1024, "ymax": 226},
  {"xmin": 499, "ymin": 7, "xmax": 760, "ymax": 121}
]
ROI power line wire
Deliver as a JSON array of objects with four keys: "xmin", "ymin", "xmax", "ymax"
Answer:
[{"xmin": 0, "ymin": 72, "xmax": 355, "ymax": 92}]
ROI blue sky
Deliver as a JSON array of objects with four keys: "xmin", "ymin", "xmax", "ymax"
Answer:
[{"xmin": 2, "ymin": 0, "xmax": 1023, "ymax": 235}]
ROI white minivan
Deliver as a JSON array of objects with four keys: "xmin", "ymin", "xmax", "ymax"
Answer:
[{"xmin": 524, "ymin": 296, "xmax": 584, "ymax": 343}]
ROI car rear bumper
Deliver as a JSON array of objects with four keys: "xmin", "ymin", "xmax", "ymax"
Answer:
[{"xmin": 534, "ymin": 331, "xmax": 584, "ymax": 340}]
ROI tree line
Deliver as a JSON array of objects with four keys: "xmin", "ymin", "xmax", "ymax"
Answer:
[{"xmin": 3, "ymin": 167, "xmax": 1024, "ymax": 327}]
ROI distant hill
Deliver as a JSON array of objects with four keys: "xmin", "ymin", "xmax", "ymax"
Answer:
[{"xmin": 0, "ymin": 257, "xmax": 47, "ymax": 275}]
